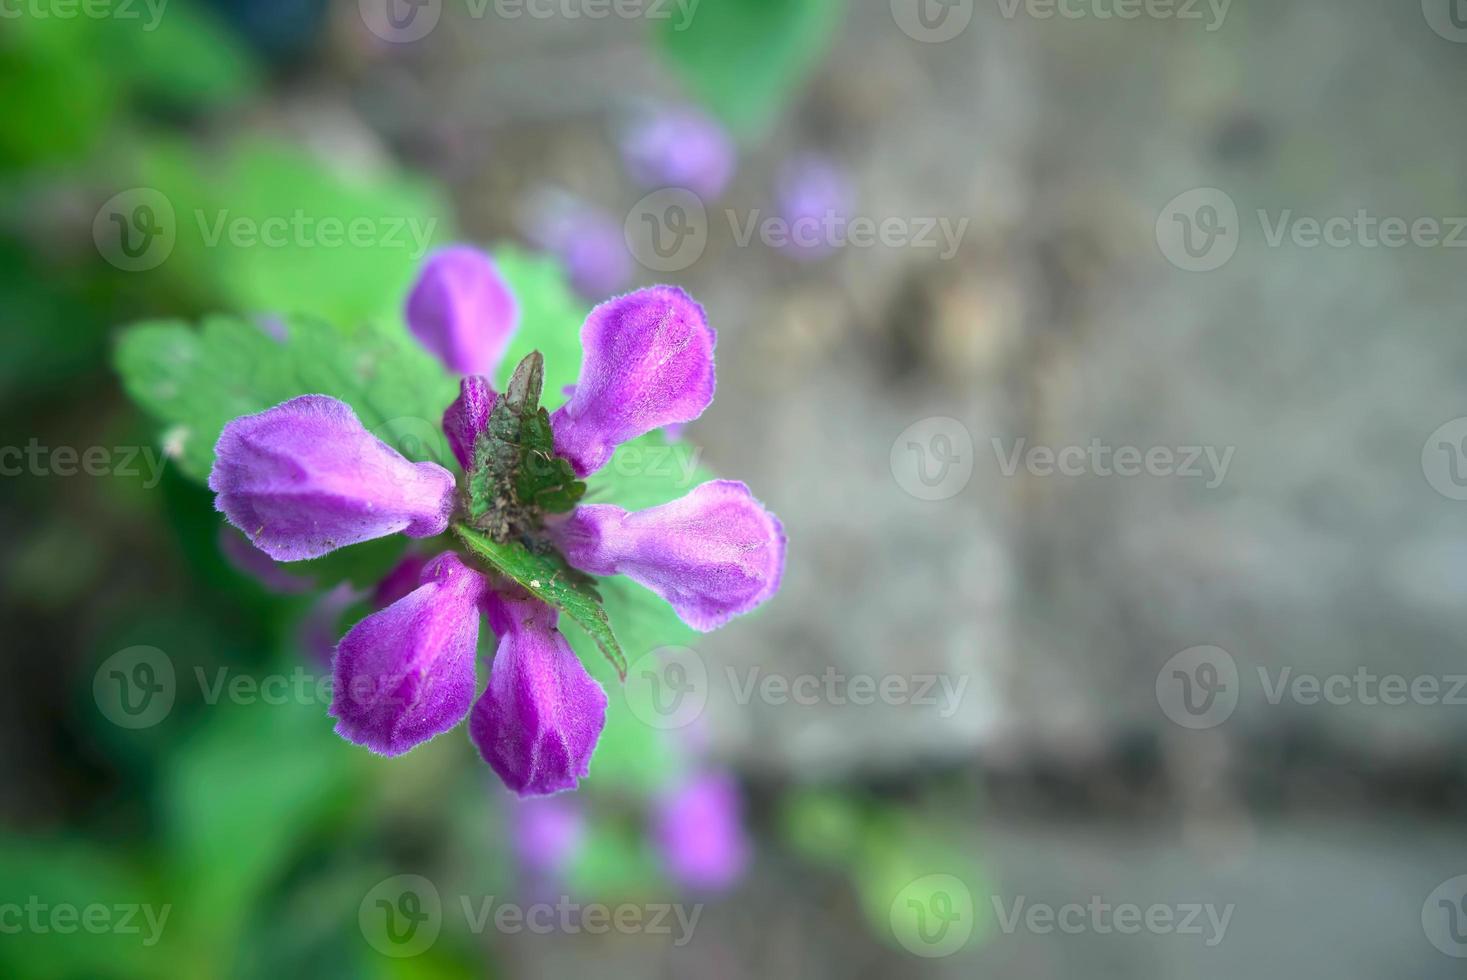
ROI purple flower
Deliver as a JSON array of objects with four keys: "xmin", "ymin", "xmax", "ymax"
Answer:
[
  {"xmin": 521, "ymin": 188, "xmax": 635, "ymax": 301},
  {"xmin": 549, "ymin": 285, "xmax": 716, "ymax": 478},
  {"xmin": 209, "ymin": 394, "xmax": 456, "ymax": 562},
  {"xmin": 406, "ymin": 246, "xmax": 519, "ymax": 376},
  {"xmin": 551, "ymin": 480, "xmax": 786, "ymax": 632},
  {"xmin": 620, "ymin": 105, "xmax": 737, "ymax": 200},
  {"xmin": 207, "ymin": 247, "xmax": 786, "ymax": 796},
  {"xmin": 774, "ymin": 153, "xmax": 854, "ymax": 262},
  {"xmin": 471, "ymin": 592, "xmax": 608, "ymax": 795},
  {"xmin": 331, "ymin": 552, "xmax": 487, "ymax": 756},
  {"xmin": 511, "ymin": 794, "xmax": 585, "ymax": 879},
  {"xmin": 653, "ymin": 771, "xmax": 751, "ymax": 892}
]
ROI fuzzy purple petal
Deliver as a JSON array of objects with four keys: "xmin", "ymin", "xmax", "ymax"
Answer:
[
  {"xmin": 549, "ymin": 287, "xmax": 716, "ymax": 477},
  {"xmin": 469, "ymin": 593, "xmax": 607, "ymax": 797},
  {"xmin": 653, "ymin": 771, "xmax": 751, "ymax": 892},
  {"xmin": 442, "ymin": 375, "xmax": 496, "ymax": 471},
  {"xmin": 330, "ymin": 553, "xmax": 486, "ymax": 756},
  {"xmin": 552, "ymin": 480, "xmax": 785, "ymax": 632},
  {"xmin": 210, "ymin": 395, "xmax": 456, "ymax": 562},
  {"xmin": 406, "ymin": 245, "xmax": 520, "ymax": 376}
]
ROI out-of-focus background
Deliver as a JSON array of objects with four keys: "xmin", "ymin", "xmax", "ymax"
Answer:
[{"xmin": 3, "ymin": 0, "xmax": 1466, "ymax": 976}]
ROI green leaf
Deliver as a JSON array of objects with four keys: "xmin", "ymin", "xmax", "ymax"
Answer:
[
  {"xmin": 655, "ymin": 0, "xmax": 844, "ymax": 136},
  {"xmin": 131, "ymin": 139, "xmax": 452, "ymax": 325},
  {"xmin": 114, "ymin": 313, "xmax": 457, "ymax": 484},
  {"xmin": 454, "ymin": 525, "xmax": 626, "ymax": 679},
  {"xmin": 467, "ymin": 352, "xmax": 586, "ymax": 538}
]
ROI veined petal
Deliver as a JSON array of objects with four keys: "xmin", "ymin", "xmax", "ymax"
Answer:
[
  {"xmin": 551, "ymin": 480, "xmax": 785, "ymax": 632},
  {"xmin": 210, "ymin": 395, "xmax": 456, "ymax": 562},
  {"xmin": 330, "ymin": 553, "xmax": 486, "ymax": 756},
  {"xmin": 406, "ymin": 245, "xmax": 519, "ymax": 376},
  {"xmin": 442, "ymin": 375, "xmax": 496, "ymax": 471},
  {"xmin": 549, "ymin": 286, "xmax": 715, "ymax": 477},
  {"xmin": 470, "ymin": 593, "xmax": 607, "ymax": 797}
]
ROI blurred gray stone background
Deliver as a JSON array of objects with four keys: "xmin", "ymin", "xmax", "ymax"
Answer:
[{"xmin": 319, "ymin": 0, "xmax": 1467, "ymax": 974}]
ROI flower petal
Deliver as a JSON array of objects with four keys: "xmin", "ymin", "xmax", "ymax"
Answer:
[
  {"xmin": 551, "ymin": 480, "xmax": 785, "ymax": 632},
  {"xmin": 653, "ymin": 771, "xmax": 751, "ymax": 892},
  {"xmin": 442, "ymin": 375, "xmax": 496, "ymax": 471},
  {"xmin": 406, "ymin": 245, "xmax": 519, "ymax": 376},
  {"xmin": 470, "ymin": 593, "xmax": 607, "ymax": 797},
  {"xmin": 550, "ymin": 286, "xmax": 716, "ymax": 476},
  {"xmin": 210, "ymin": 395, "xmax": 456, "ymax": 561},
  {"xmin": 330, "ymin": 553, "xmax": 486, "ymax": 756}
]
